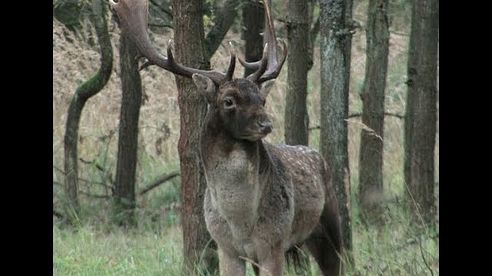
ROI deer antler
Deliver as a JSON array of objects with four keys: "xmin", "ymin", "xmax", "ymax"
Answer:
[
  {"xmin": 239, "ymin": 0, "xmax": 288, "ymax": 84},
  {"xmin": 109, "ymin": 0, "xmax": 236, "ymax": 84}
]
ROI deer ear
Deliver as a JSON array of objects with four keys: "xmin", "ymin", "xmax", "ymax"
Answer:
[
  {"xmin": 259, "ymin": 80, "xmax": 275, "ymax": 100},
  {"xmin": 192, "ymin": 74, "xmax": 216, "ymax": 103}
]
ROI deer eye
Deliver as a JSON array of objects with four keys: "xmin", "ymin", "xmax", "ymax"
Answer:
[{"xmin": 223, "ymin": 97, "xmax": 235, "ymax": 109}]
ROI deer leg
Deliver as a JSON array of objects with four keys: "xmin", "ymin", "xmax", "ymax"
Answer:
[
  {"xmin": 218, "ymin": 247, "xmax": 245, "ymax": 276},
  {"xmin": 257, "ymin": 242, "xmax": 284, "ymax": 276},
  {"xmin": 305, "ymin": 225, "xmax": 342, "ymax": 276}
]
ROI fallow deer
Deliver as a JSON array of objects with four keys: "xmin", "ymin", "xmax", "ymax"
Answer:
[{"xmin": 109, "ymin": 0, "xmax": 343, "ymax": 275}]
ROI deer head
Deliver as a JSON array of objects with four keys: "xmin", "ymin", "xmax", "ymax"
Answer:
[{"xmin": 109, "ymin": 0, "xmax": 287, "ymax": 141}]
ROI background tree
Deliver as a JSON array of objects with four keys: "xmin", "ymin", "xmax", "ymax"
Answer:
[
  {"xmin": 284, "ymin": 0, "xmax": 312, "ymax": 146},
  {"xmin": 205, "ymin": 0, "xmax": 242, "ymax": 61},
  {"xmin": 319, "ymin": 0, "xmax": 354, "ymax": 258},
  {"xmin": 63, "ymin": 0, "xmax": 113, "ymax": 224},
  {"xmin": 404, "ymin": 0, "xmax": 438, "ymax": 226},
  {"xmin": 112, "ymin": 31, "xmax": 142, "ymax": 227},
  {"xmin": 242, "ymin": 0, "xmax": 265, "ymax": 77},
  {"xmin": 53, "ymin": 0, "xmax": 84, "ymax": 33},
  {"xmin": 171, "ymin": 0, "xmax": 218, "ymax": 273},
  {"xmin": 358, "ymin": 0, "xmax": 390, "ymax": 223}
]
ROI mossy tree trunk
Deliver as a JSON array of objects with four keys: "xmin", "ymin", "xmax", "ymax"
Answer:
[
  {"xmin": 319, "ymin": 0, "xmax": 354, "ymax": 261},
  {"xmin": 358, "ymin": 0, "xmax": 390, "ymax": 224},
  {"xmin": 112, "ymin": 32, "xmax": 142, "ymax": 228},
  {"xmin": 63, "ymin": 0, "xmax": 113, "ymax": 224},
  {"xmin": 404, "ymin": 0, "xmax": 438, "ymax": 227}
]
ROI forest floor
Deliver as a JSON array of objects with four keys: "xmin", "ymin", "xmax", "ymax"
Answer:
[{"xmin": 53, "ymin": 194, "xmax": 438, "ymax": 275}]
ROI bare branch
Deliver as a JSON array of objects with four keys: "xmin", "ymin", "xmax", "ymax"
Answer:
[
  {"xmin": 54, "ymin": 165, "xmax": 113, "ymax": 189},
  {"xmin": 79, "ymin": 190, "xmax": 110, "ymax": 199},
  {"xmin": 419, "ymin": 236, "xmax": 435, "ymax": 276},
  {"xmin": 390, "ymin": 30, "xmax": 409, "ymax": 36},
  {"xmin": 79, "ymin": 158, "xmax": 105, "ymax": 172},
  {"xmin": 148, "ymin": 23, "xmax": 173, "ymax": 29},
  {"xmin": 348, "ymin": 112, "xmax": 404, "ymax": 119},
  {"xmin": 309, "ymin": 112, "xmax": 404, "ymax": 130},
  {"xmin": 139, "ymin": 171, "xmax": 180, "ymax": 196},
  {"xmin": 53, "ymin": 165, "xmax": 65, "ymax": 174}
]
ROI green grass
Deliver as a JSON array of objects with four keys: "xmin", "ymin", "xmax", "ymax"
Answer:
[
  {"xmin": 53, "ymin": 211, "xmax": 438, "ymax": 275},
  {"xmin": 54, "ymin": 225, "xmax": 183, "ymax": 275},
  {"xmin": 54, "ymin": 172, "xmax": 438, "ymax": 275}
]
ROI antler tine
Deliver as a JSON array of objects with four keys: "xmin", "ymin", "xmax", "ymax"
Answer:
[
  {"xmin": 109, "ymin": 0, "xmax": 235, "ymax": 84},
  {"xmin": 246, "ymin": 43, "xmax": 269, "ymax": 82},
  {"xmin": 257, "ymin": 39, "xmax": 287, "ymax": 82},
  {"xmin": 238, "ymin": 56, "xmax": 261, "ymax": 70},
  {"xmin": 240, "ymin": 0, "xmax": 287, "ymax": 84},
  {"xmin": 225, "ymin": 42, "xmax": 237, "ymax": 81}
]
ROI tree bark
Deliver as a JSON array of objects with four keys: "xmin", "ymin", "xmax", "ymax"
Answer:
[
  {"xmin": 404, "ymin": 0, "xmax": 438, "ymax": 226},
  {"xmin": 172, "ymin": 0, "xmax": 218, "ymax": 274},
  {"xmin": 319, "ymin": 0, "xmax": 354, "ymax": 258},
  {"xmin": 63, "ymin": 0, "xmax": 113, "ymax": 224},
  {"xmin": 112, "ymin": 31, "xmax": 142, "ymax": 227},
  {"xmin": 242, "ymin": 0, "xmax": 265, "ymax": 77},
  {"xmin": 358, "ymin": 0, "xmax": 389, "ymax": 223},
  {"xmin": 284, "ymin": 0, "xmax": 311, "ymax": 146}
]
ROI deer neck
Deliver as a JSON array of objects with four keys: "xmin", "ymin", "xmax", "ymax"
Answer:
[{"xmin": 200, "ymin": 110, "xmax": 272, "ymax": 238}]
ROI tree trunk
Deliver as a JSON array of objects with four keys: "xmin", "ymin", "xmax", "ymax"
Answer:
[
  {"xmin": 284, "ymin": 0, "xmax": 311, "ymax": 146},
  {"xmin": 242, "ymin": 0, "xmax": 265, "ymax": 77},
  {"xmin": 112, "ymin": 31, "xmax": 142, "ymax": 227},
  {"xmin": 404, "ymin": 0, "xmax": 438, "ymax": 226},
  {"xmin": 358, "ymin": 0, "xmax": 389, "ymax": 223},
  {"xmin": 204, "ymin": 0, "xmax": 241, "ymax": 61},
  {"xmin": 63, "ymin": 0, "xmax": 113, "ymax": 224},
  {"xmin": 319, "ymin": 0, "xmax": 354, "ymax": 258},
  {"xmin": 172, "ymin": 0, "xmax": 218, "ymax": 274}
]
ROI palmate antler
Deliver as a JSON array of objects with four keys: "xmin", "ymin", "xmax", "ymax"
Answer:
[
  {"xmin": 109, "ymin": 0, "xmax": 286, "ymax": 85},
  {"xmin": 109, "ymin": 0, "xmax": 235, "ymax": 85}
]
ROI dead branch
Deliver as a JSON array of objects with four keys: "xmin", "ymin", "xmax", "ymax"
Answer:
[
  {"xmin": 419, "ymin": 236, "xmax": 435, "ymax": 276},
  {"xmin": 348, "ymin": 112, "xmax": 404, "ymax": 119},
  {"xmin": 54, "ymin": 165, "xmax": 113, "ymax": 190},
  {"xmin": 308, "ymin": 112, "xmax": 404, "ymax": 130},
  {"xmin": 79, "ymin": 190, "xmax": 110, "ymax": 199},
  {"xmin": 79, "ymin": 158, "xmax": 105, "ymax": 172},
  {"xmin": 139, "ymin": 171, "xmax": 180, "ymax": 196},
  {"xmin": 390, "ymin": 30, "xmax": 409, "ymax": 36}
]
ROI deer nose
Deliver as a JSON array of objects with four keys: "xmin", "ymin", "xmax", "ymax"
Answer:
[{"xmin": 258, "ymin": 121, "xmax": 273, "ymax": 134}]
